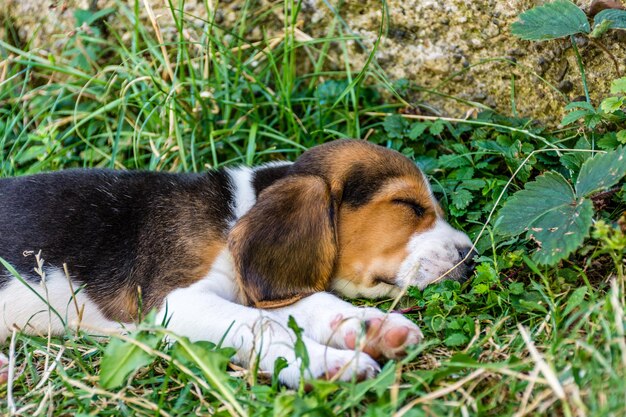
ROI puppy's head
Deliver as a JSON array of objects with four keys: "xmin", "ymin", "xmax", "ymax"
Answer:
[{"xmin": 228, "ymin": 140, "xmax": 474, "ymax": 307}]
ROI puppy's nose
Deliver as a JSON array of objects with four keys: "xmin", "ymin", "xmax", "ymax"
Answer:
[{"xmin": 458, "ymin": 247, "xmax": 477, "ymax": 274}]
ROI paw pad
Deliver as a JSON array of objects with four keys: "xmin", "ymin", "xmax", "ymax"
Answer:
[
  {"xmin": 0, "ymin": 353, "xmax": 9, "ymax": 385},
  {"xmin": 338, "ymin": 313, "xmax": 422, "ymax": 360}
]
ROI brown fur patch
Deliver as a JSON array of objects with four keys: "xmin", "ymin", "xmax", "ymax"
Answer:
[
  {"xmin": 335, "ymin": 177, "xmax": 437, "ymax": 288},
  {"xmin": 229, "ymin": 175, "xmax": 337, "ymax": 307}
]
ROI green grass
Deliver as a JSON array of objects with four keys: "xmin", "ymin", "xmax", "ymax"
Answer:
[{"xmin": 1, "ymin": 0, "xmax": 626, "ymax": 416}]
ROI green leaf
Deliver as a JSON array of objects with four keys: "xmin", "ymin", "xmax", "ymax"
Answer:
[
  {"xmin": 530, "ymin": 198, "xmax": 593, "ymax": 265},
  {"xmin": 288, "ymin": 316, "xmax": 309, "ymax": 368},
  {"xmin": 408, "ymin": 122, "xmax": 429, "ymax": 140},
  {"xmin": 444, "ymin": 333, "xmax": 469, "ymax": 347},
  {"xmin": 561, "ymin": 109, "xmax": 594, "ymax": 126},
  {"xmin": 594, "ymin": 9, "xmax": 626, "ymax": 30},
  {"xmin": 563, "ymin": 287, "xmax": 587, "ymax": 316},
  {"xmin": 564, "ymin": 101, "xmax": 596, "ymax": 112},
  {"xmin": 509, "ymin": 282, "xmax": 525, "ymax": 295},
  {"xmin": 575, "ymin": 146, "xmax": 626, "ymax": 197},
  {"xmin": 429, "ymin": 119, "xmax": 445, "ymax": 135},
  {"xmin": 472, "ymin": 283, "xmax": 490, "ymax": 294},
  {"xmin": 438, "ymin": 154, "xmax": 471, "ymax": 169},
  {"xmin": 601, "ymin": 96, "xmax": 624, "ymax": 113},
  {"xmin": 316, "ymin": 79, "xmax": 349, "ymax": 105},
  {"xmin": 383, "ymin": 115, "xmax": 408, "ymax": 139},
  {"xmin": 100, "ymin": 332, "xmax": 161, "ymax": 389},
  {"xmin": 171, "ymin": 340, "xmax": 230, "ymax": 386},
  {"xmin": 497, "ymin": 172, "xmax": 594, "ymax": 265},
  {"xmin": 451, "ymin": 189, "xmax": 473, "ymax": 210},
  {"xmin": 617, "ymin": 130, "xmax": 626, "ymax": 144},
  {"xmin": 598, "ymin": 132, "xmax": 621, "ymax": 150},
  {"xmin": 584, "ymin": 113, "xmax": 603, "ymax": 129},
  {"xmin": 498, "ymin": 172, "xmax": 575, "ymax": 236},
  {"xmin": 611, "ymin": 77, "xmax": 626, "ymax": 94},
  {"xmin": 518, "ymin": 298, "xmax": 548, "ymax": 313},
  {"xmin": 511, "ymin": 0, "xmax": 590, "ymax": 40}
]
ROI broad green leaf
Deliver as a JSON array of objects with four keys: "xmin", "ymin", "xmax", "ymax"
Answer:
[
  {"xmin": 444, "ymin": 333, "xmax": 469, "ymax": 347},
  {"xmin": 561, "ymin": 109, "xmax": 594, "ymax": 126},
  {"xmin": 511, "ymin": 0, "xmax": 590, "ymax": 40},
  {"xmin": 383, "ymin": 115, "xmax": 408, "ymax": 139},
  {"xmin": 575, "ymin": 146, "xmax": 626, "ymax": 197},
  {"xmin": 617, "ymin": 130, "xmax": 626, "ymax": 144},
  {"xmin": 594, "ymin": 9, "xmax": 626, "ymax": 30},
  {"xmin": 497, "ymin": 172, "xmax": 595, "ymax": 265},
  {"xmin": 563, "ymin": 287, "xmax": 587, "ymax": 317},
  {"xmin": 530, "ymin": 198, "xmax": 593, "ymax": 265},
  {"xmin": 611, "ymin": 77, "xmax": 626, "ymax": 94},
  {"xmin": 497, "ymin": 172, "xmax": 576, "ymax": 236},
  {"xmin": 601, "ymin": 96, "xmax": 624, "ymax": 113},
  {"xmin": 100, "ymin": 331, "xmax": 161, "ymax": 389}
]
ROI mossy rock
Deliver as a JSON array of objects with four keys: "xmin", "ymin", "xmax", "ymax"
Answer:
[{"xmin": 1, "ymin": 0, "xmax": 624, "ymax": 123}]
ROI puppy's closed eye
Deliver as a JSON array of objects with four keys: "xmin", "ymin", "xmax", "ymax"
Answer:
[{"xmin": 392, "ymin": 199, "xmax": 426, "ymax": 218}]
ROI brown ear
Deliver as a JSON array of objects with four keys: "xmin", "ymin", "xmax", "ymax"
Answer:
[{"xmin": 228, "ymin": 175, "xmax": 337, "ymax": 308}]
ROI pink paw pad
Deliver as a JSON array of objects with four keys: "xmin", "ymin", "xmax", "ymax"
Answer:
[
  {"xmin": 338, "ymin": 314, "xmax": 422, "ymax": 360},
  {"xmin": 0, "ymin": 353, "xmax": 9, "ymax": 385},
  {"xmin": 384, "ymin": 326, "xmax": 410, "ymax": 348}
]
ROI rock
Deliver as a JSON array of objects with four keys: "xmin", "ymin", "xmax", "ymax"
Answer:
[{"xmin": 1, "ymin": 0, "xmax": 625, "ymax": 123}]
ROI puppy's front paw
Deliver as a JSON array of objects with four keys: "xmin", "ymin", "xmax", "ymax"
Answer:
[
  {"xmin": 278, "ymin": 346, "xmax": 380, "ymax": 388},
  {"xmin": 330, "ymin": 310, "xmax": 423, "ymax": 360}
]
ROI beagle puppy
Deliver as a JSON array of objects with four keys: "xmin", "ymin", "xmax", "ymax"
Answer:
[{"xmin": 0, "ymin": 139, "xmax": 474, "ymax": 387}]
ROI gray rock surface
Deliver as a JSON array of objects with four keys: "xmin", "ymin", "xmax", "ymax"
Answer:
[{"xmin": 1, "ymin": 0, "xmax": 624, "ymax": 122}]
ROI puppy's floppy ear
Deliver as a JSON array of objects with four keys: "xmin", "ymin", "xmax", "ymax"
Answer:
[{"xmin": 228, "ymin": 175, "xmax": 337, "ymax": 308}]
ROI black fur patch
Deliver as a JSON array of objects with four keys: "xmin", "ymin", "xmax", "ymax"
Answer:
[
  {"xmin": 0, "ymin": 169, "xmax": 234, "ymax": 318},
  {"xmin": 252, "ymin": 163, "xmax": 292, "ymax": 196},
  {"xmin": 341, "ymin": 164, "xmax": 396, "ymax": 207}
]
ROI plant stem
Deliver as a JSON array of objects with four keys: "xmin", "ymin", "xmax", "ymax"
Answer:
[{"xmin": 571, "ymin": 35, "xmax": 590, "ymax": 104}]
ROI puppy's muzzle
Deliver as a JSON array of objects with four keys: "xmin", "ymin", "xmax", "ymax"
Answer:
[{"xmin": 450, "ymin": 246, "xmax": 477, "ymax": 282}]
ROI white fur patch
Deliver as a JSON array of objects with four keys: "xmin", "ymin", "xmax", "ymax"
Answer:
[
  {"xmin": 330, "ymin": 278, "xmax": 401, "ymax": 299},
  {"xmin": 226, "ymin": 166, "xmax": 256, "ymax": 220},
  {"xmin": 156, "ymin": 255, "xmax": 379, "ymax": 387},
  {"xmin": 227, "ymin": 161, "xmax": 293, "ymax": 223},
  {"xmin": 0, "ymin": 269, "xmax": 122, "ymax": 341},
  {"xmin": 395, "ymin": 219, "xmax": 473, "ymax": 289}
]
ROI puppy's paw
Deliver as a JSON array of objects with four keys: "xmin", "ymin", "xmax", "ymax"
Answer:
[
  {"xmin": 0, "ymin": 353, "xmax": 9, "ymax": 384},
  {"xmin": 278, "ymin": 347, "xmax": 380, "ymax": 388},
  {"xmin": 330, "ymin": 310, "xmax": 423, "ymax": 360}
]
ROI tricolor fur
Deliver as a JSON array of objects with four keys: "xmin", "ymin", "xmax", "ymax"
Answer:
[{"xmin": 0, "ymin": 140, "xmax": 474, "ymax": 386}]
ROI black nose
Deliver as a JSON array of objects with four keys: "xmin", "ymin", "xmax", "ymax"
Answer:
[{"xmin": 458, "ymin": 247, "xmax": 477, "ymax": 273}]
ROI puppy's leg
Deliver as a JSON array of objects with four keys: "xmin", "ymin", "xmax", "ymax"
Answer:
[
  {"xmin": 158, "ymin": 285, "xmax": 379, "ymax": 388},
  {"xmin": 0, "ymin": 269, "xmax": 125, "ymax": 341},
  {"xmin": 273, "ymin": 292, "xmax": 423, "ymax": 360}
]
